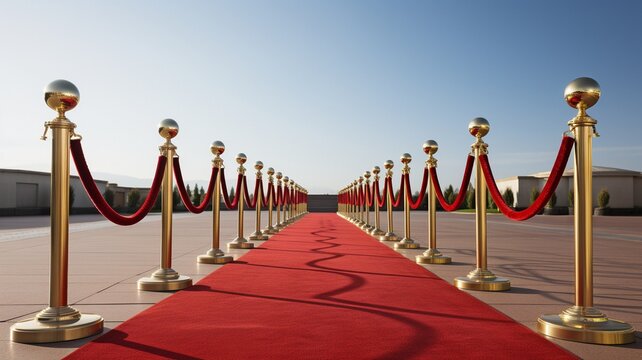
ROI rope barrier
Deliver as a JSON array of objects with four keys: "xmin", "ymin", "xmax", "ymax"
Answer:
[
  {"xmin": 480, "ymin": 136, "xmax": 575, "ymax": 221},
  {"xmin": 387, "ymin": 175, "xmax": 405, "ymax": 208},
  {"xmin": 70, "ymin": 139, "xmax": 164, "ymax": 226},
  {"xmin": 430, "ymin": 155, "xmax": 474, "ymax": 211},
  {"xmin": 220, "ymin": 168, "xmax": 243, "ymax": 209},
  {"xmin": 405, "ymin": 167, "xmax": 429, "ymax": 209},
  {"xmin": 172, "ymin": 157, "xmax": 216, "ymax": 214},
  {"xmin": 243, "ymin": 177, "xmax": 261, "ymax": 209}
]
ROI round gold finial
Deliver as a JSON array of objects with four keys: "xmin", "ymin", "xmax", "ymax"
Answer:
[
  {"xmin": 44, "ymin": 79, "xmax": 80, "ymax": 114},
  {"xmin": 236, "ymin": 153, "xmax": 247, "ymax": 165},
  {"xmin": 276, "ymin": 172, "xmax": 283, "ymax": 180},
  {"xmin": 364, "ymin": 171, "xmax": 371, "ymax": 179},
  {"xmin": 353, "ymin": 180, "xmax": 358, "ymax": 186},
  {"xmin": 358, "ymin": 176, "xmax": 364, "ymax": 183},
  {"xmin": 423, "ymin": 140, "xmax": 438, "ymax": 155},
  {"xmin": 384, "ymin": 160, "xmax": 394, "ymax": 170},
  {"xmin": 254, "ymin": 161, "xmax": 264, "ymax": 171},
  {"xmin": 400, "ymin": 153, "xmax": 412, "ymax": 164},
  {"xmin": 372, "ymin": 166, "xmax": 381, "ymax": 175},
  {"xmin": 267, "ymin": 167, "xmax": 275, "ymax": 176},
  {"xmin": 210, "ymin": 140, "xmax": 225, "ymax": 155},
  {"xmin": 468, "ymin": 117, "xmax": 490, "ymax": 138},
  {"xmin": 158, "ymin": 119, "xmax": 179, "ymax": 140},
  {"xmin": 283, "ymin": 176, "xmax": 289, "ymax": 183},
  {"xmin": 564, "ymin": 77, "xmax": 601, "ymax": 109}
]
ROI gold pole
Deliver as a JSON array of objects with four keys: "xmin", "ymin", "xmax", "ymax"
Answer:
[
  {"xmin": 263, "ymin": 168, "xmax": 277, "ymax": 234},
  {"xmin": 454, "ymin": 118, "xmax": 510, "ymax": 291},
  {"xmin": 249, "ymin": 161, "xmax": 268, "ymax": 240},
  {"xmin": 380, "ymin": 160, "xmax": 399, "ymax": 242},
  {"xmin": 138, "ymin": 119, "xmax": 192, "ymax": 291},
  {"xmin": 395, "ymin": 153, "xmax": 419, "ymax": 250},
  {"xmin": 369, "ymin": 166, "xmax": 385, "ymax": 236},
  {"xmin": 198, "ymin": 140, "xmax": 234, "ymax": 264},
  {"xmin": 282, "ymin": 177, "xmax": 290, "ymax": 225},
  {"xmin": 290, "ymin": 181, "xmax": 296, "ymax": 222},
  {"xmin": 12, "ymin": 80, "xmax": 103, "ymax": 343},
  {"xmin": 275, "ymin": 172, "xmax": 284, "ymax": 230},
  {"xmin": 417, "ymin": 140, "xmax": 451, "ymax": 264},
  {"xmin": 361, "ymin": 171, "xmax": 373, "ymax": 231},
  {"xmin": 228, "ymin": 153, "xmax": 254, "ymax": 249},
  {"xmin": 538, "ymin": 78, "xmax": 634, "ymax": 344},
  {"xmin": 355, "ymin": 177, "xmax": 365, "ymax": 226}
]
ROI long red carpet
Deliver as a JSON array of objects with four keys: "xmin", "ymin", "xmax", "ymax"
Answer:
[{"xmin": 66, "ymin": 213, "xmax": 576, "ymax": 359}]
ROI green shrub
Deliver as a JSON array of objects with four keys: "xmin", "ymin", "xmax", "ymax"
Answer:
[
  {"xmin": 104, "ymin": 188, "xmax": 114, "ymax": 207},
  {"xmin": 466, "ymin": 185, "xmax": 475, "ymax": 209},
  {"xmin": 568, "ymin": 189, "xmax": 574, "ymax": 207},
  {"xmin": 547, "ymin": 192, "xmax": 557, "ymax": 208},
  {"xmin": 598, "ymin": 188, "xmax": 610, "ymax": 208},
  {"xmin": 128, "ymin": 189, "xmax": 141, "ymax": 211},
  {"xmin": 530, "ymin": 187, "xmax": 540, "ymax": 205},
  {"xmin": 69, "ymin": 185, "xmax": 75, "ymax": 209},
  {"xmin": 502, "ymin": 187, "xmax": 514, "ymax": 208}
]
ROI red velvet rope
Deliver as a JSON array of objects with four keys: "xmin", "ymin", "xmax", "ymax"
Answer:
[
  {"xmin": 358, "ymin": 185, "xmax": 364, "ymax": 206},
  {"xmin": 387, "ymin": 175, "xmax": 404, "ymax": 208},
  {"xmin": 430, "ymin": 155, "xmax": 475, "ymax": 212},
  {"xmin": 220, "ymin": 168, "xmax": 243, "ymax": 209},
  {"xmin": 481, "ymin": 136, "xmax": 575, "ymax": 221},
  {"xmin": 374, "ymin": 180, "xmax": 387, "ymax": 208},
  {"xmin": 277, "ymin": 185, "xmax": 283, "ymax": 206},
  {"xmin": 263, "ymin": 182, "xmax": 274, "ymax": 208},
  {"xmin": 365, "ymin": 182, "xmax": 373, "ymax": 207},
  {"xmin": 284, "ymin": 186, "xmax": 290, "ymax": 205},
  {"xmin": 405, "ymin": 168, "xmax": 429, "ymax": 209},
  {"xmin": 243, "ymin": 177, "xmax": 260, "ymax": 209},
  {"xmin": 70, "ymin": 139, "xmax": 164, "ymax": 226},
  {"xmin": 172, "ymin": 158, "xmax": 215, "ymax": 214}
]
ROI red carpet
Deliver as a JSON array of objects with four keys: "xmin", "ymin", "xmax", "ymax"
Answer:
[{"xmin": 66, "ymin": 213, "xmax": 576, "ymax": 359}]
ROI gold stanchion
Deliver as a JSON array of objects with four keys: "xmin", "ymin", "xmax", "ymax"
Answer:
[
  {"xmin": 369, "ymin": 166, "xmax": 385, "ymax": 236},
  {"xmin": 416, "ymin": 140, "xmax": 451, "ymax": 264},
  {"xmin": 138, "ymin": 119, "xmax": 193, "ymax": 291},
  {"xmin": 11, "ymin": 80, "xmax": 103, "ymax": 343},
  {"xmin": 454, "ymin": 118, "xmax": 510, "ymax": 291},
  {"xmin": 290, "ymin": 180, "xmax": 297, "ymax": 221},
  {"xmin": 537, "ymin": 78, "xmax": 635, "ymax": 344},
  {"xmin": 394, "ymin": 153, "xmax": 419, "ymax": 250},
  {"xmin": 380, "ymin": 160, "xmax": 399, "ymax": 242},
  {"xmin": 249, "ymin": 161, "xmax": 268, "ymax": 240},
  {"xmin": 263, "ymin": 168, "xmax": 277, "ymax": 235},
  {"xmin": 198, "ymin": 140, "xmax": 234, "ymax": 264},
  {"xmin": 282, "ymin": 176, "xmax": 290, "ymax": 225},
  {"xmin": 360, "ymin": 171, "xmax": 373, "ymax": 231},
  {"xmin": 275, "ymin": 172, "xmax": 285, "ymax": 230},
  {"xmin": 228, "ymin": 153, "xmax": 254, "ymax": 249},
  {"xmin": 355, "ymin": 177, "xmax": 365, "ymax": 226}
]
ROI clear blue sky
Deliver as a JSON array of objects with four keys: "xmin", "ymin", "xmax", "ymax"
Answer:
[{"xmin": 2, "ymin": 1, "xmax": 641, "ymax": 194}]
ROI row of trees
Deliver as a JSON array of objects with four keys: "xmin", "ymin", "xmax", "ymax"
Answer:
[{"xmin": 101, "ymin": 184, "xmax": 208, "ymax": 212}]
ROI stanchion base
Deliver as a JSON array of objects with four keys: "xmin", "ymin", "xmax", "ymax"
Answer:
[
  {"xmin": 394, "ymin": 242, "xmax": 420, "ymax": 250},
  {"xmin": 379, "ymin": 232, "xmax": 399, "ymax": 242},
  {"xmin": 538, "ymin": 309, "xmax": 636, "ymax": 345},
  {"xmin": 138, "ymin": 275, "xmax": 192, "ymax": 291},
  {"xmin": 249, "ymin": 234, "xmax": 269, "ymax": 241},
  {"xmin": 198, "ymin": 254, "xmax": 234, "ymax": 264},
  {"xmin": 263, "ymin": 226, "xmax": 278, "ymax": 235},
  {"xmin": 228, "ymin": 242, "xmax": 255, "ymax": 249},
  {"xmin": 416, "ymin": 254, "xmax": 451, "ymax": 264},
  {"xmin": 369, "ymin": 228, "xmax": 385, "ymax": 236},
  {"xmin": 11, "ymin": 313, "xmax": 104, "ymax": 343},
  {"xmin": 454, "ymin": 274, "xmax": 510, "ymax": 291}
]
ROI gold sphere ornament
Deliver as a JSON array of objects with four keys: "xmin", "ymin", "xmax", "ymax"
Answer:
[
  {"xmin": 236, "ymin": 153, "xmax": 247, "ymax": 165},
  {"xmin": 254, "ymin": 161, "xmax": 264, "ymax": 171},
  {"xmin": 400, "ymin": 153, "xmax": 412, "ymax": 164},
  {"xmin": 564, "ymin": 77, "xmax": 601, "ymax": 109},
  {"xmin": 423, "ymin": 140, "xmax": 438, "ymax": 155},
  {"xmin": 358, "ymin": 176, "xmax": 364, "ymax": 183},
  {"xmin": 283, "ymin": 176, "xmax": 289, "ymax": 183},
  {"xmin": 210, "ymin": 140, "xmax": 225, "ymax": 155},
  {"xmin": 267, "ymin": 167, "xmax": 275, "ymax": 176},
  {"xmin": 364, "ymin": 171, "xmax": 371, "ymax": 179},
  {"xmin": 384, "ymin": 160, "xmax": 394, "ymax": 170},
  {"xmin": 372, "ymin": 166, "xmax": 381, "ymax": 175},
  {"xmin": 468, "ymin": 117, "xmax": 490, "ymax": 138},
  {"xmin": 276, "ymin": 172, "xmax": 283, "ymax": 180},
  {"xmin": 353, "ymin": 180, "xmax": 358, "ymax": 186},
  {"xmin": 158, "ymin": 119, "xmax": 179, "ymax": 140},
  {"xmin": 44, "ymin": 79, "xmax": 79, "ymax": 113}
]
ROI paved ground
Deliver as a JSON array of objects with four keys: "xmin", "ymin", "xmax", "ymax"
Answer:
[{"xmin": 0, "ymin": 211, "xmax": 640, "ymax": 359}]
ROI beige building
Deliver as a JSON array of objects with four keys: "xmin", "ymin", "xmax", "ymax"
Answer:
[
  {"xmin": 495, "ymin": 166, "xmax": 642, "ymax": 211},
  {"xmin": 0, "ymin": 169, "xmax": 150, "ymax": 216}
]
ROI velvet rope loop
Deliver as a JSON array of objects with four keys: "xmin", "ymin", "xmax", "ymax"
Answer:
[
  {"xmin": 277, "ymin": 185, "xmax": 284, "ymax": 206},
  {"xmin": 172, "ymin": 157, "xmax": 215, "ymax": 214},
  {"xmin": 430, "ymin": 155, "xmax": 475, "ymax": 212},
  {"xmin": 481, "ymin": 136, "xmax": 575, "ymax": 221},
  {"xmin": 387, "ymin": 175, "xmax": 404, "ymax": 208},
  {"xmin": 70, "ymin": 139, "xmax": 164, "ymax": 226},
  {"xmin": 374, "ymin": 179, "xmax": 387, "ymax": 208},
  {"xmin": 405, "ymin": 168, "xmax": 429, "ymax": 209},
  {"xmin": 243, "ymin": 177, "xmax": 260, "ymax": 209},
  {"xmin": 220, "ymin": 168, "xmax": 243, "ymax": 209}
]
